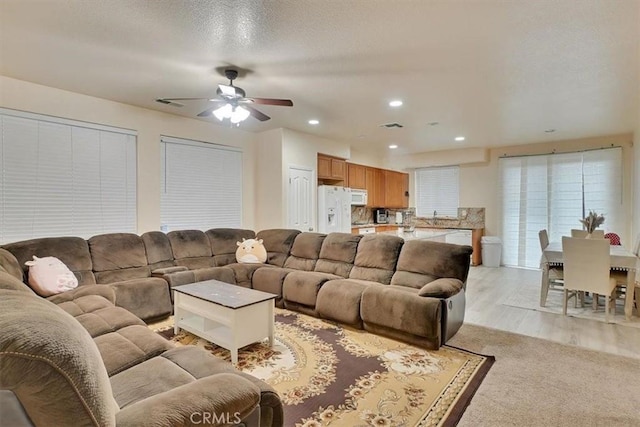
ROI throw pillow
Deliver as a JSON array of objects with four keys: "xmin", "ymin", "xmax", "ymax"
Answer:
[
  {"xmin": 235, "ymin": 238, "xmax": 267, "ymax": 264},
  {"xmin": 418, "ymin": 278, "xmax": 463, "ymax": 298},
  {"xmin": 24, "ymin": 256, "xmax": 78, "ymax": 297}
]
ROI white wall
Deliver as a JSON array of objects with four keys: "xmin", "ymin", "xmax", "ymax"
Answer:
[
  {"xmin": 0, "ymin": 76, "xmax": 257, "ymax": 232},
  {"xmin": 254, "ymin": 129, "xmax": 284, "ymax": 230}
]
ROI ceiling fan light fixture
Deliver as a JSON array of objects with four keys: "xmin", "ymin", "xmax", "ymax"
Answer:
[
  {"xmin": 213, "ymin": 104, "xmax": 233, "ymax": 121},
  {"xmin": 230, "ymin": 106, "xmax": 250, "ymax": 124}
]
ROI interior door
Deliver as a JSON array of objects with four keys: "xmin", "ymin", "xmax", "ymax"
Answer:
[{"xmin": 288, "ymin": 166, "xmax": 314, "ymax": 231}]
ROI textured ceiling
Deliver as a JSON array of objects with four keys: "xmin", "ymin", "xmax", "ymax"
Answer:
[{"xmin": 0, "ymin": 0, "xmax": 638, "ymax": 154}]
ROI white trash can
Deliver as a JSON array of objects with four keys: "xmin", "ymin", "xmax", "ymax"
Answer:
[{"xmin": 481, "ymin": 236, "xmax": 502, "ymax": 267}]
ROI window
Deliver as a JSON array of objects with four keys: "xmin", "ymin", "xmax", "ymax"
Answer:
[
  {"xmin": 160, "ymin": 136, "xmax": 242, "ymax": 231},
  {"xmin": 499, "ymin": 147, "xmax": 623, "ymax": 268},
  {"xmin": 0, "ymin": 109, "xmax": 137, "ymax": 244},
  {"xmin": 415, "ymin": 166, "xmax": 459, "ymax": 217}
]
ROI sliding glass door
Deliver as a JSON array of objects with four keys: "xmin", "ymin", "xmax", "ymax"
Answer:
[{"xmin": 498, "ymin": 147, "xmax": 622, "ymax": 268}]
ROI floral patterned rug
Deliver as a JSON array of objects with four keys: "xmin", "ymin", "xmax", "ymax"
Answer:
[{"xmin": 152, "ymin": 309, "xmax": 493, "ymax": 427}]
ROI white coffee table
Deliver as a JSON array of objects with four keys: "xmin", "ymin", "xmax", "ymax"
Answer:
[{"xmin": 173, "ymin": 280, "xmax": 277, "ymax": 364}]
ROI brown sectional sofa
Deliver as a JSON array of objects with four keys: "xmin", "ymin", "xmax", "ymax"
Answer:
[{"xmin": 0, "ymin": 227, "xmax": 473, "ymax": 427}]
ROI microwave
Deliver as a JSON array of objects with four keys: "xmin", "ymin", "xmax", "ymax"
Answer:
[{"xmin": 351, "ymin": 189, "xmax": 368, "ymax": 206}]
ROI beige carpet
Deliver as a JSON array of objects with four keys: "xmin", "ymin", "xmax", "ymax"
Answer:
[{"xmin": 448, "ymin": 324, "xmax": 640, "ymax": 427}]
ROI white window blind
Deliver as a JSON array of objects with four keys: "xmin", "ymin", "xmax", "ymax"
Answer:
[
  {"xmin": 415, "ymin": 166, "xmax": 459, "ymax": 217},
  {"xmin": 160, "ymin": 136, "xmax": 242, "ymax": 231},
  {"xmin": 499, "ymin": 147, "xmax": 623, "ymax": 268},
  {"xmin": 0, "ymin": 111, "xmax": 137, "ymax": 244}
]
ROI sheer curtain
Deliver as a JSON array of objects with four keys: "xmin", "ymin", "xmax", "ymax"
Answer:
[{"xmin": 499, "ymin": 147, "xmax": 623, "ymax": 268}]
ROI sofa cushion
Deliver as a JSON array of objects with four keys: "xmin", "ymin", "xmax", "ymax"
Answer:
[
  {"xmin": 3, "ymin": 236, "xmax": 96, "ymax": 286},
  {"xmin": 0, "ymin": 290, "xmax": 117, "ymax": 427},
  {"xmin": 89, "ymin": 233, "xmax": 151, "ymax": 283},
  {"xmin": 283, "ymin": 232, "xmax": 326, "ymax": 271},
  {"xmin": 349, "ymin": 234, "xmax": 404, "ymax": 284},
  {"xmin": 141, "ymin": 231, "xmax": 176, "ymax": 270},
  {"xmin": 94, "ymin": 325, "xmax": 173, "ymax": 376},
  {"xmin": 316, "ymin": 279, "xmax": 382, "ymax": 327},
  {"xmin": 46, "ymin": 284, "xmax": 116, "ymax": 305},
  {"xmin": 0, "ymin": 248, "xmax": 24, "ymax": 281},
  {"xmin": 314, "ymin": 233, "xmax": 362, "ymax": 278},
  {"xmin": 256, "ymin": 229, "xmax": 301, "ymax": 267},
  {"xmin": 109, "ymin": 278, "xmax": 172, "ymax": 321},
  {"xmin": 418, "ymin": 278, "xmax": 464, "ymax": 298},
  {"xmin": 282, "ymin": 271, "xmax": 341, "ymax": 308},
  {"xmin": 167, "ymin": 230, "xmax": 215, "ymax": 270},
  {"xmin": 206, "ymin": 228, "xmax": 256, "ymax": 266},
  {"xmin": 252, "ymin": 266, "xmax": 296, "ymax": 298},
  {"xmin": 0, "ymin": 270, "xmax": 34, "ymax": 294},
  {"xmin": 394, "ymin": 239, "xmax": 473, "ymax": 284}
]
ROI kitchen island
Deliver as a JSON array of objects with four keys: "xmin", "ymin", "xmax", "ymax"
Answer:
[{"xmin": 377, "ymin": 228, "xmax": 482, "ymax": 265}]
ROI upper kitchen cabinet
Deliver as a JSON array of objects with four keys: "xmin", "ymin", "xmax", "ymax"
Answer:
[
  {"xmin": 383, "ymin": 170, "xmax": 409, "ymax": 208},
  {"xmin": 347, "ymin": 163, "xmax": 366, "ymax": 189},
  {"xmin": 369, "ymin": 167, "xmax": 386, "ymax": 207},
  {"xmin": 317, "ymin": 154, "xmax": 346, "ymax": 183}
]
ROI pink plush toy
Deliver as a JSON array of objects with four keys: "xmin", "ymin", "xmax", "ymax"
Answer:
[
  {"xmin": 235, "ymin": 238, "xmax": 267, "ymax": 264},
  {"xmin": 24, "ymin": 256, "xmax": 78, "ymax": 296}
]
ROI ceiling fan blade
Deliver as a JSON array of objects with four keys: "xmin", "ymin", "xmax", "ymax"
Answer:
[
  {"xmin": 197, "ymin": 106, "xmax": 217, "ymax": 117},
  {"xmin": 246, "ymin": 105, "xmax": 270, "ymax": 121},
  {"xmin": 247, "ymin": 97, "xmax": 293, "ymax": 107},
  {"xmin": 157, "ymin": 97, "xmax": 213, "ymax": 102}
]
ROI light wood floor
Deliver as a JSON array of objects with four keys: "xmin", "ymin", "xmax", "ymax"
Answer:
[{"xmin": 465, "ymin": 266, "xmax": 640, "ymax": 359}]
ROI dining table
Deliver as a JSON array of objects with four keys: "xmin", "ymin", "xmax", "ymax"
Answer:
[{"xmin": 541, "ymin": 242, "xmax": 639, "ymax": 320}]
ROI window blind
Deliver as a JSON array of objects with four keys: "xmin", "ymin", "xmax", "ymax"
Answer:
[
  {"xmin": 160, "ymin": 136, "xmax": 242, "ymax": 231},
  {"xmin": 499, "ymin": 147, "xmax": 623, "ymax": 268},
  {"xmin": 415, "ymin": 166, "xmax": 459, "ymax": 217},
  {"xmin": 0, "ymin": 111, "xmax": 137, "ymax": 244}
]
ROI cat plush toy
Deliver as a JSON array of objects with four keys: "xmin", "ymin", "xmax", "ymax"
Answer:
[{"xmin": 235, "ymin": 238, "xmax": 267, "ymax": 264}]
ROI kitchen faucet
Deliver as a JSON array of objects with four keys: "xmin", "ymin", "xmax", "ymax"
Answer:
[{"xmin": 433, "ymin": 210, "xmax": 437, "ymax": 225}]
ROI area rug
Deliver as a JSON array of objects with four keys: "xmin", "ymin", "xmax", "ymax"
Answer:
[
  {"xmin": 151, "ymin": 309, "xmax": 493, "ymax": 427},
  {"xmin": 501, "ymin": 279, "xmax": 640, "ymax": 328}
]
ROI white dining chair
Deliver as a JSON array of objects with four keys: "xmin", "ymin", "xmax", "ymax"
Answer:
[
  {"xmin": 562, "ymin": 236, "xmax": 617, "ymax": 322},
  {"xmin": 570, "ymin": 229, "xmax": 605, "ymax": 239},
  {"xmin": 610, "ymin": 232, "xmax": 640, "ymax": 308},
  {"xmin": 539, "ymin": 229, "xmax": 564, "ymax": 306}
]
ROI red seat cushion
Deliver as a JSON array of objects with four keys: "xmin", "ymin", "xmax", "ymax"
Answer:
[{"xmin": 604, "ymin": 233, "xmax": 621, "ymax": 245}]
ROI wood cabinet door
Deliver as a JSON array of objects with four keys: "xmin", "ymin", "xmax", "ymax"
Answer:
[
  {"xmin": 317, "ymin": 155, "xmax": 331, "ymax": 179},
  {"xmin": 370, "ymin": 168, "xmax": 385, "ymax": 207},
  {"xmin": 330, "ymin": 158, "xmax": 346, "ymax": 180},
  {"xmin": 384, "ymin": 170, "xmax": 405, "ymax": 208},
  {"xmin": 347, "ymin": 163, "xmax": 366, "ymax": 189}
]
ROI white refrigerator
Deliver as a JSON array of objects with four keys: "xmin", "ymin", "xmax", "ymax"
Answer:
[{"xmin": 317, "ymin": 185, "xmax": 352, "ymax": 233}]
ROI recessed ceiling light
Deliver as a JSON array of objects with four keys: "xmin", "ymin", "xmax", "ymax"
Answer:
[
  {"xmin": 308, "ymin": 119, "xmax": 319, "ymax": 125},
  {"xmin": 454, "ymin": 136, "xmax": 465, "ymax": 141},
  {"xmin": 544, "ymin": 129, "xmax": 556, "ymax": 133},
  {"xmin": 388, "ymin": 144, "xmax": 398, "ymax": 149},
  {"xmin": 389, "ymin": 100, "xmax": 403, "ymax": 107}
]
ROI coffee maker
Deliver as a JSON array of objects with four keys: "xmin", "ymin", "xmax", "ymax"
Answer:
[{"xmin": 373, "ymin": 208, "xmax": 388, "ymax": 224}]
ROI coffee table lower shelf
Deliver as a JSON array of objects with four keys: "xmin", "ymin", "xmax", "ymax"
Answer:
[{"xmin": 174, "ymin": 291, "xmax": 274, "ymax": 365}]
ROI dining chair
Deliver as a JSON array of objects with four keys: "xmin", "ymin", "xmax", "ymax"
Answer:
[
  {"xmin": 539, "ymin": 229, "xmax": 564, "ymax": 306},
  {"xmin": 562, "ymin": 236, "xmax": 617, "ymax": 322},
  {"xmin": 610, "ymin": 232, "xmax": 640, "ymax": 307},
  {"xmin": 604, "ymin": 232, "xmax": 621, "ymax": 245},
  {"xmin": 571, "ymin": 229, "xmax": 605, "ymax": 238}
]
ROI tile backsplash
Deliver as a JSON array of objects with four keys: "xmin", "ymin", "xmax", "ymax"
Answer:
[{"xmin": 351, "ymin": 206, "xmax": 485, "ymax": 229}]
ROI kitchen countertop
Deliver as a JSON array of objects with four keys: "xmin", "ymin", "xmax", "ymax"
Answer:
[
  {"xmin": 376, "ymin": 229, "xmax": 466, "ymax": 240},
  {"xmin": 351, "ymin": 223, "xmax": 479, "ymax": 230}
]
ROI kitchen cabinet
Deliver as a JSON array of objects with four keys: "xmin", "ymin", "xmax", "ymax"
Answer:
[
  {"xmin": 347, "ymin": 163, "xmax": 366, "ymax": 189},
  {"xmin": 317, "ymin": 154, "xmax": 346, "ymax": 182},
  {"xmin": 375, "ymin": 225, "xmax": 398, "ymax": 232},
  {"xmin": 370, "ymin": 168, "xmax": 386, "ymax": 207},
  {"xmin": 471, "ymin": 229, "xmax": 483, "ymax": 266},
  {"xmin": 383, "ymin": 170, "xmax": 409, "ymax": 208}
]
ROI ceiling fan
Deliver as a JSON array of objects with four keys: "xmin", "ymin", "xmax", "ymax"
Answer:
[{"xmin": 156, "ymin": 69, "xmax": 293, "ymax": 123}]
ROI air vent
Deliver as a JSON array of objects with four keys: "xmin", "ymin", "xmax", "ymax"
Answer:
[
  {"xmin": 155, "ymin": 99, "xmax": 184, "ymax": 107},
  {"xmin": 380, "ymin": 122, "xmax": 404, "ymax": 128}
]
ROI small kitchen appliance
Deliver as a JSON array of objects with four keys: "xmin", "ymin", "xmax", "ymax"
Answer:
[{"xmin": 373, "ymin": 208, "xmax": 388, "ymax": 224}]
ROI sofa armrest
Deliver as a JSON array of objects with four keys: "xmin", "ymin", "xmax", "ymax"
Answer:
[
  {"xmin": 151, "ymin": 266, "xmax": 189, "ymax": 275},
  {"xmin": 46, "ymin": 284, "xmax": 116, "ymax": 305},
  {"xmin": 116, "ymin": 373, "xmax": 261, "ymax": 427},
  {"xmin": 418, "ymin": 278, "xmax": 463, "ymax": 298}
]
